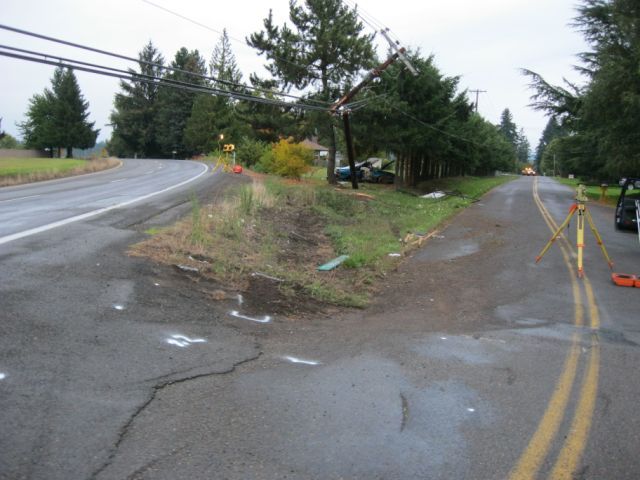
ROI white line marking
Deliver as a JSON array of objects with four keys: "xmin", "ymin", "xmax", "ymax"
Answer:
[
  {"xmin": 0, "ymin": 373, "xmax": 6, "ymax": 380},
  {"xmin": 0, "ymin": 162, "xmax": 208, "ymax": 246},
  {"xmin": 0, "ymin": 194, "xmax": 42, "ymax": 203},
  {"xmin": 166, "ymin": 334, "xmax": 207, "ymax": 347},
  {"xmin": 282, "ymin": 356, "xmax": 320, "ymax": 366},
  {"xmin": 109, "ymin": 178, "xmax": 128, "ymax": 183},
  {"xmin": 229, "ymin": 310, "xmax": 272, "ymax": 324}
]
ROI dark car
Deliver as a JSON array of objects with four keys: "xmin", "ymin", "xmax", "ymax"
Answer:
[{"xmin": 615, "ymin": 177, "xmax": 640, "ymax": 231}]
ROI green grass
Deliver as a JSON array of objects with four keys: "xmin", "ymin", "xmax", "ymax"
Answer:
[
  {"xmin": 133, "ymin": 174, "xmax": 516, "ymax": 309},
  {"xmin": 312, "ymin": 176, "xmax": 515, "ymax": 270},
  {"xmin": 302, "ymin": 166, "xmax": 328, "ymax": 180},
  {"xmin": 554, "ymin": 177, "xmax": 621, "ymax": 204},
  {"xmin": 0, "ymin": 157, "xmax": 86, "ymax": 177}
]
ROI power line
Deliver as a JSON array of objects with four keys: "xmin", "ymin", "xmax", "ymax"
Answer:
[
  {"xmin": 140, "ymin": 0, "xmax": 322, "ymax": 83},
  {"xmin": 0, "ymin": 47, "xmax": 330, "ymax": 112},
  {"xmin": 384, "ymin": 101, "xmax": 491, "ymax": 149},
  {"xmin": 0, "ymin": 23, "xmax": 329, "ymax": 107}
]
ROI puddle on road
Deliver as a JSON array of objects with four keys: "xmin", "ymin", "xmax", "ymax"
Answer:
[
  {"xmin": 414, "ymin": 333, "xmax": 512, "ymax": 365},
  {"xmin": 413, "ymin": 238, "xmax": 480, "ymax": 262}
]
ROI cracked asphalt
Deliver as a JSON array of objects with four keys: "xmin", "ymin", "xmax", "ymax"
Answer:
[{"xmin": 2, "ymin": 171, "xmax": 640, "ymax": 479}]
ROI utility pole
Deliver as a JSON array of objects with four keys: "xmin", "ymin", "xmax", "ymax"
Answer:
[
  {"xmin": 331, "ymin": 29, "xmax": 418, "ymax": 189},
  {"xmin": 469, "ymin": 89, "xmax": 486, "ymax": 113}
]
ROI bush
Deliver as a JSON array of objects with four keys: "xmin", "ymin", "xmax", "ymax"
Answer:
[
  {"xmin": 236, "ymin": 138, "xmax": 269, "ymax": 167},
  {"xmin": 257, "ymin": 139, "xmax": 313, "ymax": 179}
]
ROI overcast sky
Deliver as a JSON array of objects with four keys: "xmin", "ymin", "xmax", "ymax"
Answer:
[{"xmin": 1, "ymin": 0, "xmax": 588, "ymax": 150}]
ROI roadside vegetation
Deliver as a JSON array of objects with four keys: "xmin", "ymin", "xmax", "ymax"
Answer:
[
  {"xmin": 0, "ymin": 157, "xmax": 120, "ymax": 187},
  {"xmin": 131, "ymin": 172, "xmax": 514, "ymax": 309},
  {"xmin": 554, "ymin": 177, "xmax": 621, "ymax": 205}
]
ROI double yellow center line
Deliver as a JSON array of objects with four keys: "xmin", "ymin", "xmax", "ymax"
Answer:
[{"xmin": 509, "ymin": 177, "xmax": 600, "ymax": 480}]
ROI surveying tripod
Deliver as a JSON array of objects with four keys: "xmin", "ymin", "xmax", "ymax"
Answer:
[{"xmin": 535, "ymin": 185, "xmax": 613, "ymax": 277}]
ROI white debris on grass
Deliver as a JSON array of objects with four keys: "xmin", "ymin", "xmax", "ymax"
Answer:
[{"xmin": 421, "ymin": 191, "xmax": 446, "ymax": 199}]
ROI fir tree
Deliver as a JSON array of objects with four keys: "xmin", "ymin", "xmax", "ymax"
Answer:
[
  {"xmin": 20, "ymin": 67, "xmax": 98, "ymax": 157},
  {"xmin": 109, "ymin": 41, "xmax": 165, "ymax": 158},
  {"xmin": 248, "ymin": 0, "xmax": 376, "ymax": 183}
]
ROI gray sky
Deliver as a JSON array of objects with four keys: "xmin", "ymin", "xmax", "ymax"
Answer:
[{"xmin": 1, "ymin": 0, "xmax": 588, "ymax": 150}]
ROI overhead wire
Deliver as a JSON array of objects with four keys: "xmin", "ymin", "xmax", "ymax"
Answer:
[
  {"xmin": 384, "ymin": 101, "xmax": 491, "ymax": 148},
  {"xmin": 0, "ymin": 23, "xmax": 330, "ymax": 107},
  {"xmin": 0, "ymin": 47, "xmax": 330, "ymax": 112},
  {"xmin": 140, "ymin": 0, "xmax": 323, "ymax": 83}
]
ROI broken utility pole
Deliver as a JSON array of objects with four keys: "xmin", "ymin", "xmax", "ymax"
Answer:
[{"xmin": 330, "ymin": 29, "xmax": 418, "ymax": 189}]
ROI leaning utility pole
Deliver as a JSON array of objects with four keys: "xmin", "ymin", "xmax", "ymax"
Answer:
[
  {"xmin": 469, "ymin": 89, "xmax": 486, "ymax": 113},
  {"xmin": 331, "ymin": 29, "xmax": 418, "ymax": 189}
]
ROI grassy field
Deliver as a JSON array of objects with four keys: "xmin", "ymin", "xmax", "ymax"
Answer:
[
  {"xmin": 554, "ymin": 176, "xmax": 621, "ymax": 205},
  {"xmin": 132, "ymin": 173, "xmax": 515, "ymax": 309},
  {"xmin": 0, "ymin": 157, "xmax": 119, "ymax": 186}
]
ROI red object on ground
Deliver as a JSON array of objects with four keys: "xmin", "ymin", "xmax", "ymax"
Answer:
[
  {"xmin": 232, "ymin": 165, "xmax": 243, "ymax": 174},
  {"xmin": 611, "ymin": 273, "xmax": 638, "ymax": 288}
]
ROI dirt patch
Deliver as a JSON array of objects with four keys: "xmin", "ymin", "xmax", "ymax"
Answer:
[{"xmin": 130, "ymin": 175, "xmax": 368, "ymax": 318}]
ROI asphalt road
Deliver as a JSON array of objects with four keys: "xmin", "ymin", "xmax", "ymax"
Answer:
[{"xmin": 1, "ymin": 173, "xmax": 639, "ymax": 479}]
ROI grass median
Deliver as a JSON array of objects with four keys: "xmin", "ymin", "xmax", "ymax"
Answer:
[
  {"xmin": 0, "ymin": 157, "xmax": 120, "ymax": 187},
  {"xmin": 131, "ymin": 172, "xmax": 515, "ymax": 310}
]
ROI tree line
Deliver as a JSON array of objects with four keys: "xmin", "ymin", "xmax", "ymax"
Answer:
[
  {"xmin": 18, "ymin": 0, "xmax": 537, "ymax": 186},
  {"xmin": 528, "ymin": 0, "xmax": 640, "ymax": 180}
]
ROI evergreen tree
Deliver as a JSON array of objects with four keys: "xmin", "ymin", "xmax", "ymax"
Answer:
[
  {"xmin": 516, "ymin": 128, "xmax": 530, "ymax": 165},
  {"xmin": 155, "ymin": 48, "xmax": 208, "ymax": 158},
  {"xmin": 348, "ymin": 52, "xmax": 513, "ymax": 183},
  {"xmin": 248, "ymin": 0, "xmax": 376, "ymax": 183},
  {"xmin": 497, "ymin": 108, "xmax": 519, "ymax": 147},
  {"xmin": 534, "ymin": 117, "xmax": 566, "ymax": 170},
  {"xmin": 185, "ymin": 32, "xmax": 250, "ymax": 154},
  {"xmin": 524, "ymin": 0, "xmax": 640, "ymax": 179},
  {"xmin": 109, "ymin": 41, "xmax": 165, "ymax": 158},
  {"xmin": 210, "ymin": 29, "xmax": 243, "ymax": 88},
  {"xmin": 20, "ymin": 67, "xmax": 98, "ymax": 157},
  {"xmin": 239, "ymin": 74, "xmax": 298, "ymax": 143}
]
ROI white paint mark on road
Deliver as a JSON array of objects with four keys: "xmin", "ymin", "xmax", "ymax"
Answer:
[
  {"xmin": 467, "ymin": 408, "xmax": 476, "ymax": 412},
  {"xmin": 113, "ymin": 304, "xmax": 125, "ymax": 311},
  {"xmin": 166, "ymin": 334, "xmax": 207, "ymax": 348},
  {"xmin": 440, "ymin": 336, "xmax": 447, "ymax": 340},
  {"xmin": 282, "ymin": 356, "xmax": 320, "ymax": 366},
  {"xmin": 0, "ymin": 194, "xmax": 42, "ymax": 203},
  {"xmin": 229, "ymin": 310, "xmax": 272, "ymax": 324},
  {"xmin": 0, "ymin": 373, "xmax": 6, "ymax": 380},
  {"xmin": 0, "ymin": 161, "xmax": 208, "ymax": 246},
  {"xmin": 109, "ymin": 178, "xmax": 129, "ymax": 183},
  {"xmin": 154, "ymin": 282, "xmax": 160, "ymax": 287}
]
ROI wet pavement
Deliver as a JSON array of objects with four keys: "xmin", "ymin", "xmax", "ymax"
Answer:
[{"xmin": 2, "ymin": 175, "xmax": 640, "ymax": 479}]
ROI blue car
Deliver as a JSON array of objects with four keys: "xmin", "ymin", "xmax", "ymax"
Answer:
[
  {"xmin": 335, "ymin": 159, "xmax": 396, "ymax": 183},
  {"xmin": 335, "ymin": 161, "xmax": 369, "ymax": 181}
]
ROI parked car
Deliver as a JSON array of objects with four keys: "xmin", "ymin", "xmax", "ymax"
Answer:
[
  {"xmin": 335, "ymin": 158, "xmax": 396, "ymax": 184},
  {"xmin": 615, "ymin": 177, "xmax": 640, "ymax": 231}
]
